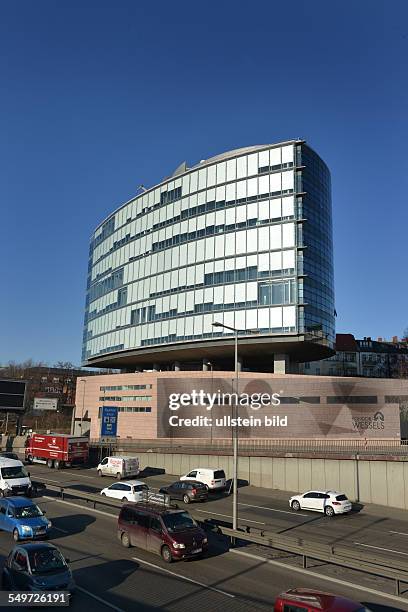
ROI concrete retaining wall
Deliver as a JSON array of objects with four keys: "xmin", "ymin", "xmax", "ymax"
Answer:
[{"xmin": 135, "ymin": 451, "xmax": 408, "ymax": 510}]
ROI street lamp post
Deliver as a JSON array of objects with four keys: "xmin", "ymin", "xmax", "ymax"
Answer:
[{"xmin": 212, "ymin": 322, "xmax": 239, "ymax": 532}]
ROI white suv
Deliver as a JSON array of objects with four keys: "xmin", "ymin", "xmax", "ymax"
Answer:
[
  {"xmin": 100, "ymin": 480, "xmax": 148, "ymax": 503},
  {"xmin": 289, "ymin": 490, "xmax": 352, "ymax": 517}
]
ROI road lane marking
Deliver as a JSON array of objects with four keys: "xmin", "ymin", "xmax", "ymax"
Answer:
[
  {"xmin": 230, "ymin": 549, "xmax": 408, "ymax": 606},
  {"xmin": 43, "ymin": 496, "xmax": 118, "ymax": 519},
  {"xmin": 131, "ymin": 556, "xmax": 235, "ymax": 598},
  {"xmin": 36, "ymin": 477, "xmax": 71, "ymax": 484},
  {"xmin": 195, "ymin": 509, "xmax": 265, "ymax": 524},
  {"xmin": 390, "ymin": 530, "xmax": 408, "ymax": 536},
  {"xmin": 354, "ymin": 541, "xmax": 408, "ymax": 556},
  {"xmin": 32, "ymin": 469, "xmax": 96, "ymax": 480},
  {"xmin": 60, "ymin": 472, "xmax": 98, "ymax": 479},
  {"xmin": 76, "ymin": 585, "xmax": 125, "ymax": 611},
  {"xmin": 238, "ymin": 502, "xmax": 308, "ymax": 517}
]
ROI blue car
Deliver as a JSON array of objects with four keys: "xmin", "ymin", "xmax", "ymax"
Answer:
[
  {"xmin": 0, "ymin": 497, "xmax": 51, "ymax": 541},
  {"xmin": 2, "ymin": 542, "xmax": 75, "ymax": 592}
]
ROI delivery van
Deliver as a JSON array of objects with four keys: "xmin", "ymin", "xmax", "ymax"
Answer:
[
  {"xmin": 0, "ymin": 458, "xmax": 32, "ymax": 497},
  {"xmin": 97, "ymin": 456, "xmax": 140, "ymax": 479},
  {"xmin": 180, "ymin": 468, "xmax": 226, "ymax": 490}
]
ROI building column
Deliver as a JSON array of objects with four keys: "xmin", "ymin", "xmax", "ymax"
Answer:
[
  {"xmin": 202, "ymin": 359, "xmax": 213, "ymax": 371},
  {"xmin": 237, "ymin": 357, "xmax": 243, "ymax": 372},
  {"xmin": 174, "ymin": 361, "xmax": 181, "ymax": 372},
  {"xmin": 273, "ymin": 354, "xmax": 289, "ymax": 374}
]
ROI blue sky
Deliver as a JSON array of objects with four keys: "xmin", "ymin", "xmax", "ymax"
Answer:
[{"xmin": 1, "ymin": 1, "xmax": 407, "ymax": 366}]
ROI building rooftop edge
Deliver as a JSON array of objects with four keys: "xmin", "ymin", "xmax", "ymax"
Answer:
[{"xmin": 91, "ymin": 138, "xmax": 304, "ymax": 237}]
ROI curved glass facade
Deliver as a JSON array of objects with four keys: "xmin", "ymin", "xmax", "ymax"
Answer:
[{"xmin": 82, "ymin": 140, "xmax": 334, "ymax": 367}]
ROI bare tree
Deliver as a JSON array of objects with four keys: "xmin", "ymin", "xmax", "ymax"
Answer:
[{"xmin": 53, "ymin": 361, "xmax": 75, "ymax": 369}]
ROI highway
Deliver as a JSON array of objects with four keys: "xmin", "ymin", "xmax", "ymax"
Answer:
[{"xmin": 1, "ymin": 463, "xmax": 407, "ymax": 611}]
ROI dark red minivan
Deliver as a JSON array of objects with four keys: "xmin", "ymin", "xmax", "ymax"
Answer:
[{"xmin": 117, "ymin": 502, "xmax": 208, "ymax": 562}]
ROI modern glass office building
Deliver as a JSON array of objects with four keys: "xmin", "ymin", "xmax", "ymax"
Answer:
[{"xmin": 82, "ymin": 140, "xmax": 335, "ymax": 372}]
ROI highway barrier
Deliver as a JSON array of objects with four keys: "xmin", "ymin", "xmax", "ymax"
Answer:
[{"xmin": 37, "ymin": 478, "xmax": 408, "ymax": 597}]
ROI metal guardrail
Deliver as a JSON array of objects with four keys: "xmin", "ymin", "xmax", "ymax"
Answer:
[
  {"xmin": 89, "ymin": 437, "xmax": 408, "ymax": 457},
  {"xmin": 37, "ymin": 479, "xmax": 408, "ymax": 596}
]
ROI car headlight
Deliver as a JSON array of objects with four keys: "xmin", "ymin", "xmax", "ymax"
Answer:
[
  {"xmin": 21, "ymin": 525, "xmax": 32, "ymax": 534},
  {"xmin": 172, "ymin": 542, "xmax": 185, "ymax": 549},
  {"xmin": 202, "ymin": 538, "xmax": 208, "ymax": 544}
]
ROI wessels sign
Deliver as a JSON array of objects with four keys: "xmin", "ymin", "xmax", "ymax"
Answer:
[{"xmin": 352, "ymin": 411, "xmax": 385, "ymax": 431}]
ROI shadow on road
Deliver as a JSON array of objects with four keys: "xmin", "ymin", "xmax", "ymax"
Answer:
[
  {"xmin": 139, "ymin": 467, "xmax": 166, "ymax": 477},
  {"xmin": 50, "ymin": 513, "xmax": 96, "ymax": 539}
]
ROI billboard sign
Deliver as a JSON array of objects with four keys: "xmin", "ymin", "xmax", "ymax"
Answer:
[
  {"xmin": 0, "ymin": 380, "xmax": 26, "ymax": 411},
  {"xmin": 33, "ymin": 397, "xmax": 58, "ymax": 411},
  {"xmin": 157, "ymin": 376, "xmax": 402, "ymax": 440},
  {"xmin": 100, "ymin": 406, "xmax": 118, "ymax": 438}
]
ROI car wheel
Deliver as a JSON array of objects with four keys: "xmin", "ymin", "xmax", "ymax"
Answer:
[
  {"xmin": 325, "ymin": 506, "xmax": 335, "ymax": 517},
  {"xmin": 161, "ymin": 545, "xmax": 172, "ymax": 563},
  {"xmin": 101, "ymin": 492, "xmax": 106, "ymax": 496},
  {"xmin": 116, "ymin": 473, "xmax": 121, "ymax": 480},
  {"xmin": 98, "ymin": 470, "xmax": 103, "ymax": 477},
  {"xmin": 0, "ymin": 490, "xmax": 4, "ymax": 498},
  {"xmin": 27, "ymin": 455, "xmax": 33, "ymax": 464},
  {"xmin": 121, "ymin": 532, "xmax": 131, "ymax": 548},
  {"xmin": 47, "ymin": 459, "xmax": 54, "ymax": 469},
  {"xmin": 291, "ymin": 500, "xmax": 301, "ymax": 512},
  {"xmin": 122, "ymin": 497, "xmax": 128, "ymax": 502},
  {"xmin": 54, "ymin": 460, "xmax": 61, "ymax": 470},
  {"xmin": 13, "ymin": 529, "xmax": 19, "ymax": 542},
  {"xmin": 183, "ymin": 494, "xmax": 190, "ymax": 504}
]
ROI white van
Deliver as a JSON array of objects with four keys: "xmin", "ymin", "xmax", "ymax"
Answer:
[
  {"xmin": 97, "ymin": 456, "xmax": 140, "ymax": 479},
  {"xmin": 0, "ymin": 458, "xmax": 32, "ymax": 497},
  {"xmin": 180, "ymin": 468, "xmax": 226, "ymax": 490}
]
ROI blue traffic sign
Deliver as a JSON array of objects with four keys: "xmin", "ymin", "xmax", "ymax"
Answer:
[{"xmin": 100, "ymin": 406, "xmax": 118, "ymax": 437}]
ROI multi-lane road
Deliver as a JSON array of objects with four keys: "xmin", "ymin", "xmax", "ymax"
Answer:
[{"xmin": 1, "ymin": 463, "xmax": 408, "ymax": 611}]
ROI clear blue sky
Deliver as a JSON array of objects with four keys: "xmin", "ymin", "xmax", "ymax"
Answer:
[{"xmin": 1, "ymin": 1, "xmax": 407, "ymax": 366}]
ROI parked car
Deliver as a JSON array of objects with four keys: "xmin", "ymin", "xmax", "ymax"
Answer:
[
  {"xmin": 180, "ymin": 468, "xmax": 226, "ymax": 491},
  {"xmin": 159, "ymin": 480, "xmax": 208, "ymax": 504},
  {"xmin": 97, "ymin": 456, "xmax": 140, "ymax": 479},
  {"xmin": 117, "ymin": 500, "xmax": 208, "ymax": 562},
  {"xmin": 0, "ymin": 458, "xmax": 32, "ymax": 497},
  {"xmin": 101, "ymin": 480, "xmax": 148, "ymax": 502},
  {"xmin": 0, "ymin": 452, "xmax": 20, "ymax": 461},
  {"xmin": 2, "ymin": 542, "xmax": 75, "ymax": 592},
  {"xmin": 274, "ymin": 588, "xmax": 371, "ymax": 611},
  {"xmin": 0, "ymin": 497, "xmax": 52, "ymax": 541},
  {"xmin": 289, "ymin": 490, "xmax": 352, "ymax": 516}
]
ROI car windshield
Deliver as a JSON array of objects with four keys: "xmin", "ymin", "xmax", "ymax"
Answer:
[
  {"xmin": 28, "ymin": 548, "xmax": 66, "ymax": 574},
  {"xmin": 14, "ymin": 505, "xmax": 43, "ymax": 519},
  {"xmin": 214, "ymin": 470, "xmax": 225, "ymax": 479},
  {"xmin": 133, "ymin": 485, "xmax": 148, "ymax": 492},
  {"xmin": 162, "ymin": 512, "xmax": 197, "ymax": 533},
  {"xmin": 1, "ymin": 466, "xmax": 28, "ymax": 479}
]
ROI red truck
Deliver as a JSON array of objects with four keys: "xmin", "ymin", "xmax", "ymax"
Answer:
[{"xmin": 25, "ymin": 433, "xmax": 89, "ymax": 469}]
